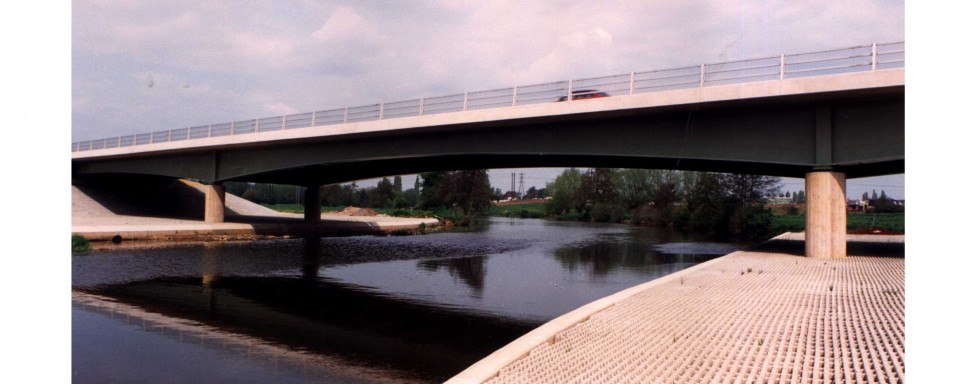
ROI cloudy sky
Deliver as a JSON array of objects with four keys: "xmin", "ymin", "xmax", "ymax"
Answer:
[{"xmin": 71, "ymin": 0, "xmax": 905, "ymax": 197}]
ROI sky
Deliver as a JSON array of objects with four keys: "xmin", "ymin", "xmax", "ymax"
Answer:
[{"xmin": 70, "ymin": 0, "xmax": 906, "ymax": 198}]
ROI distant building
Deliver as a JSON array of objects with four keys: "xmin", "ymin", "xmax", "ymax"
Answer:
[
  {"xmin": 495, "ymin": 191, "xmax": 521, "ymax": 203},
  {"xmin": 849, "ymin": 198, "xmax": 904, "ymax": 211}
]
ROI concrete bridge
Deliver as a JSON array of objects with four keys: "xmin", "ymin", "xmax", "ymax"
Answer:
[{"xmin": 72, "ymin": 42, "xmax": 904, "ymax": 258}]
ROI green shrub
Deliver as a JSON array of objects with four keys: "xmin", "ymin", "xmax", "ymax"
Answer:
[
  {"xmin": 489, "ymin": 202, "xmax": 546, "ymax": 218},
  {"xmin": 72, "ymin": 234, "xmax": 91, "ymax": 254},
  {"xmin": 590, "ymin": 203, "xmax": 626, "ymax": 223},
  {"xmin": 670, "ymin": 206, "xmax": 691, "ymax": 229},
  {"xmin": 729, "ymin": 205, "xmax": 774, "ymax": 241},
  {"xmin": 690, "ymin": 204, "xmax": 727, "ymax": 234}
]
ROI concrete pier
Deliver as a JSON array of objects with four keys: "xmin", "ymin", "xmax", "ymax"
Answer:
[
  {"xmin": 304, "ymin": 186, "xmax": 322, "ymax": 223},
  {"xmin": 204, "ymin": 183, "xmax": 226, "ymax": 223},
  {"xmin": 805, "ymin": 171, "xmax": 847, "ymax": 258},
  {"xmin": 448, "ymin": 233, "xmax": 904, "ymax": 384}
]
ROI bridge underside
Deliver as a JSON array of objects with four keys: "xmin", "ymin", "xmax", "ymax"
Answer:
[
  {"xmin": 73, "ymin": 87, "xmax": 903, "ymax": 186},
  {"xmin": 226, "ymin": 154, "xmax": 903, "ymax": 186}
]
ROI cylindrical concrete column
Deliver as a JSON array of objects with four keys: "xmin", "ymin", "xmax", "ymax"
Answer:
[
  {"xmin": 204, "ymin": 183, "xmax": 226, "ymax": 223},
  {"xmin": 304, "ymin": 186, "xmax": 322, "ymax": 223},
  {"xmin": 805, "ymin": 171, "xmax": 846, "ymax": 258}
]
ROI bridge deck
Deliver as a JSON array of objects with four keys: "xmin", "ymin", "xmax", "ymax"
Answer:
[{"xmin": 448, "ymin": 233, "xmax": 904, "ymax": 384}]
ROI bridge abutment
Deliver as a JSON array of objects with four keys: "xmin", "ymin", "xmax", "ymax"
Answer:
[
  {"xmin": 304, "ymin": 186, "xmax": 322, "ymax": 223},
  {"xmin": 204, "ymin": 183, "xmax": 226, "ymax": 223},
  {"xmin": 804, "ymin": 171, "xmax": 847, "ymax": 258}
]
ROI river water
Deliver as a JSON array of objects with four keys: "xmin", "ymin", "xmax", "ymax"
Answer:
[{"xmin": 72, "ymin": 217, "xmax": 738, "ymax": 383}]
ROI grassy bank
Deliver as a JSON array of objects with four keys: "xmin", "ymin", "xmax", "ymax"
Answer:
[
  {"xmin": 488, "ymin": 202, "xmax": 904, "ymax": 234},
  {"xmin": 489, "ymin": 201, "xmax": 548, "ymax": 218},
  {"xmin": 771, "ymin": 212, "xmax": 904, "ymax": 234},
  {"xmin": 267, "ymin": 202, "xmax": 904, "ymax": 234}
]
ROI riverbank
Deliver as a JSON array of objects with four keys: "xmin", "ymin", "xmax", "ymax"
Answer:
[
  {"xmin": 491, "ymin": 200, "xmax": 905, "ymax": 234},
  {"xmin": 72, "ymin": 180, "xmax": 440, "ymax": 242},
  {"xmin": 448, "ymin": 232, "xmax": 905, "ymax": 383}
]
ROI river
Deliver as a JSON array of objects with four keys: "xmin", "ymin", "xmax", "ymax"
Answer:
[{"xmin": 72, "ymin": 217, "xmax": 738, "ymax": 383}]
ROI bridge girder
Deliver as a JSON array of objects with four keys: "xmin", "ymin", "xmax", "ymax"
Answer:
[{"xmin": 72, "ymin": 85, "xmax": 903, "ymax": 186}]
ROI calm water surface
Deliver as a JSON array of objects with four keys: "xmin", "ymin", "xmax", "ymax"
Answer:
[{"xmin": 72, "ymin": 217, "xmax": 737, "ymax": 383}]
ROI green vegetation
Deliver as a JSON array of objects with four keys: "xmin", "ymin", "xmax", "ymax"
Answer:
[
  {"xmin": 771, "ymin": 212, "xmax": 904, "ymax": 234},
  {"xmin": 245, "ymin": 168, "xmax": 903, "ymax": 237},
  {"xmin": 849, "ymin": 212, "xmax": 905, "ymax": 233},
  {"xmin": 72, "ymin": 234, "xmax": 91, "ymax": 254},
  {"xmin": 539, "ymin": 168, "xmax": 782, "ymax": 241},
  {"xmin": 770, "ymin": 213, "xmax": 806, "ymax": 234},
  {"xmin": 240, "ymin": 170, "xmax": 492, "ymax": 228},
  {"xmin": 490, "ymin": 202, "xmax": 547, "ymax": 218}
]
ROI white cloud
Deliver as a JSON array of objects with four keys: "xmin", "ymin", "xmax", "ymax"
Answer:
[
  {"xmin": 262, "ymin": 102, "xmax": 299, "ymax": 116},
  {"xmin": 310, "ymin": 6, "xmax": 376, "ymax": 43},
  {"xmin": 72, "ymin": 0, "xmax": 904, "ymax": 141}
]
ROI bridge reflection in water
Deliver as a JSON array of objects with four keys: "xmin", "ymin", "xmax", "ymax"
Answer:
[
  {"xmin": 72, "ymin": 218, "xmax": 742, "ymax": 381},
  {"xmin": 80, "ymin": 240, "xmax": 540, "ymax": 382}
]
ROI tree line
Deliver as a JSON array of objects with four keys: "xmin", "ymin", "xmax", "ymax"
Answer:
[
  {"xmin": 544, "ymin": 168, "xmax": 781, "ymax": 240},
  {"xmin": 858, "ymin": 190, "xmax": 903, "ymax": 213},
  {"xmin": 225, "ymin": 170, "xmax": 494, "ymax": 216},
  {"xmin": 226, "ymin": 167, "xmax": 784, "ymax": 240}
]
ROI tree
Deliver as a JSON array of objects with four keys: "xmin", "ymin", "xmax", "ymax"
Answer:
[
  {"xmin": 570, "ymin": 168, "xmax": 620, "ymax": 222},
  {"xmin": 685, "ymin": 172, "xmax": 731, "ymax": 233},
  {"xmin": 723, "ymin": 174, "xmax": 781, "ymax": 205},
  {"xmin": 722, "ymin": 174, "xmax": 780, "ymax": 239},
  {"xmin": 446, "ymin": 170, "xmax": 492, "ymax": 215},
  {"xmin": 357, "ymin": 189, "xmax": 370, "ymax": 207},
  {"xmin": 651, "ymin": 181, "xmax": 678, "ymax": 225},
  {"xmin": 417, "ymin": 170, "xmax": 492, "ymax": 215},
  {"xmin": 524, "ymin": 186, "xmax": 538, "ymax": 200},
  {"xmin": 418, "ymin": 171, "xmax": 446, "ymax": 209},
  {"xmin": 371, "ymin": 177, "xmax": 396, "ymax": 208},
  {"xmin": 492, "ymin": 187, "xmax": 504, "ymax": 201},
  {"xmin": 399, "ymin": 188, "xmax": 419, "ymax": 208},
  {"xmin": 618, "ymin": 169, "xmax": 656, "ymax": 209},
  {"xmin": 729, "ymin": 204, "xmax": 773, "ymax": 241},
  {"xmin": 393, "ymin": 176, "xmax": 403, "ymax": 194},
  {"xmin": 321, "ymin": 184, "xmax": 350, "ymax": 206},
  {"xmin": 545, "ymin": 168, "xmax": 581, "ymax": 215},
  {"xmin": 875, "ymin": 189, "xmax": 903, "ymax": 213},
  {"xmin": 574, "ymin": 168, "xmax": 618, "ymax": 212}
]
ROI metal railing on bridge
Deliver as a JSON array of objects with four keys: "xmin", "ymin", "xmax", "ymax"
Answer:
[{"xmin": 72, "ymin": 42, "xmax": 904, "ymax": 153}]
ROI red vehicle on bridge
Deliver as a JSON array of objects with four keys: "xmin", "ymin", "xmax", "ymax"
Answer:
[{"xmin": 557, "ymin": 89, "xmax": 609, "ymax": 101}]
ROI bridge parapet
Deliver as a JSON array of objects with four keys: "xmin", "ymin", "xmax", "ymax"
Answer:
[{"xmin": 72, "ymin": 42, "xmax": 903, "ymax": 153}]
